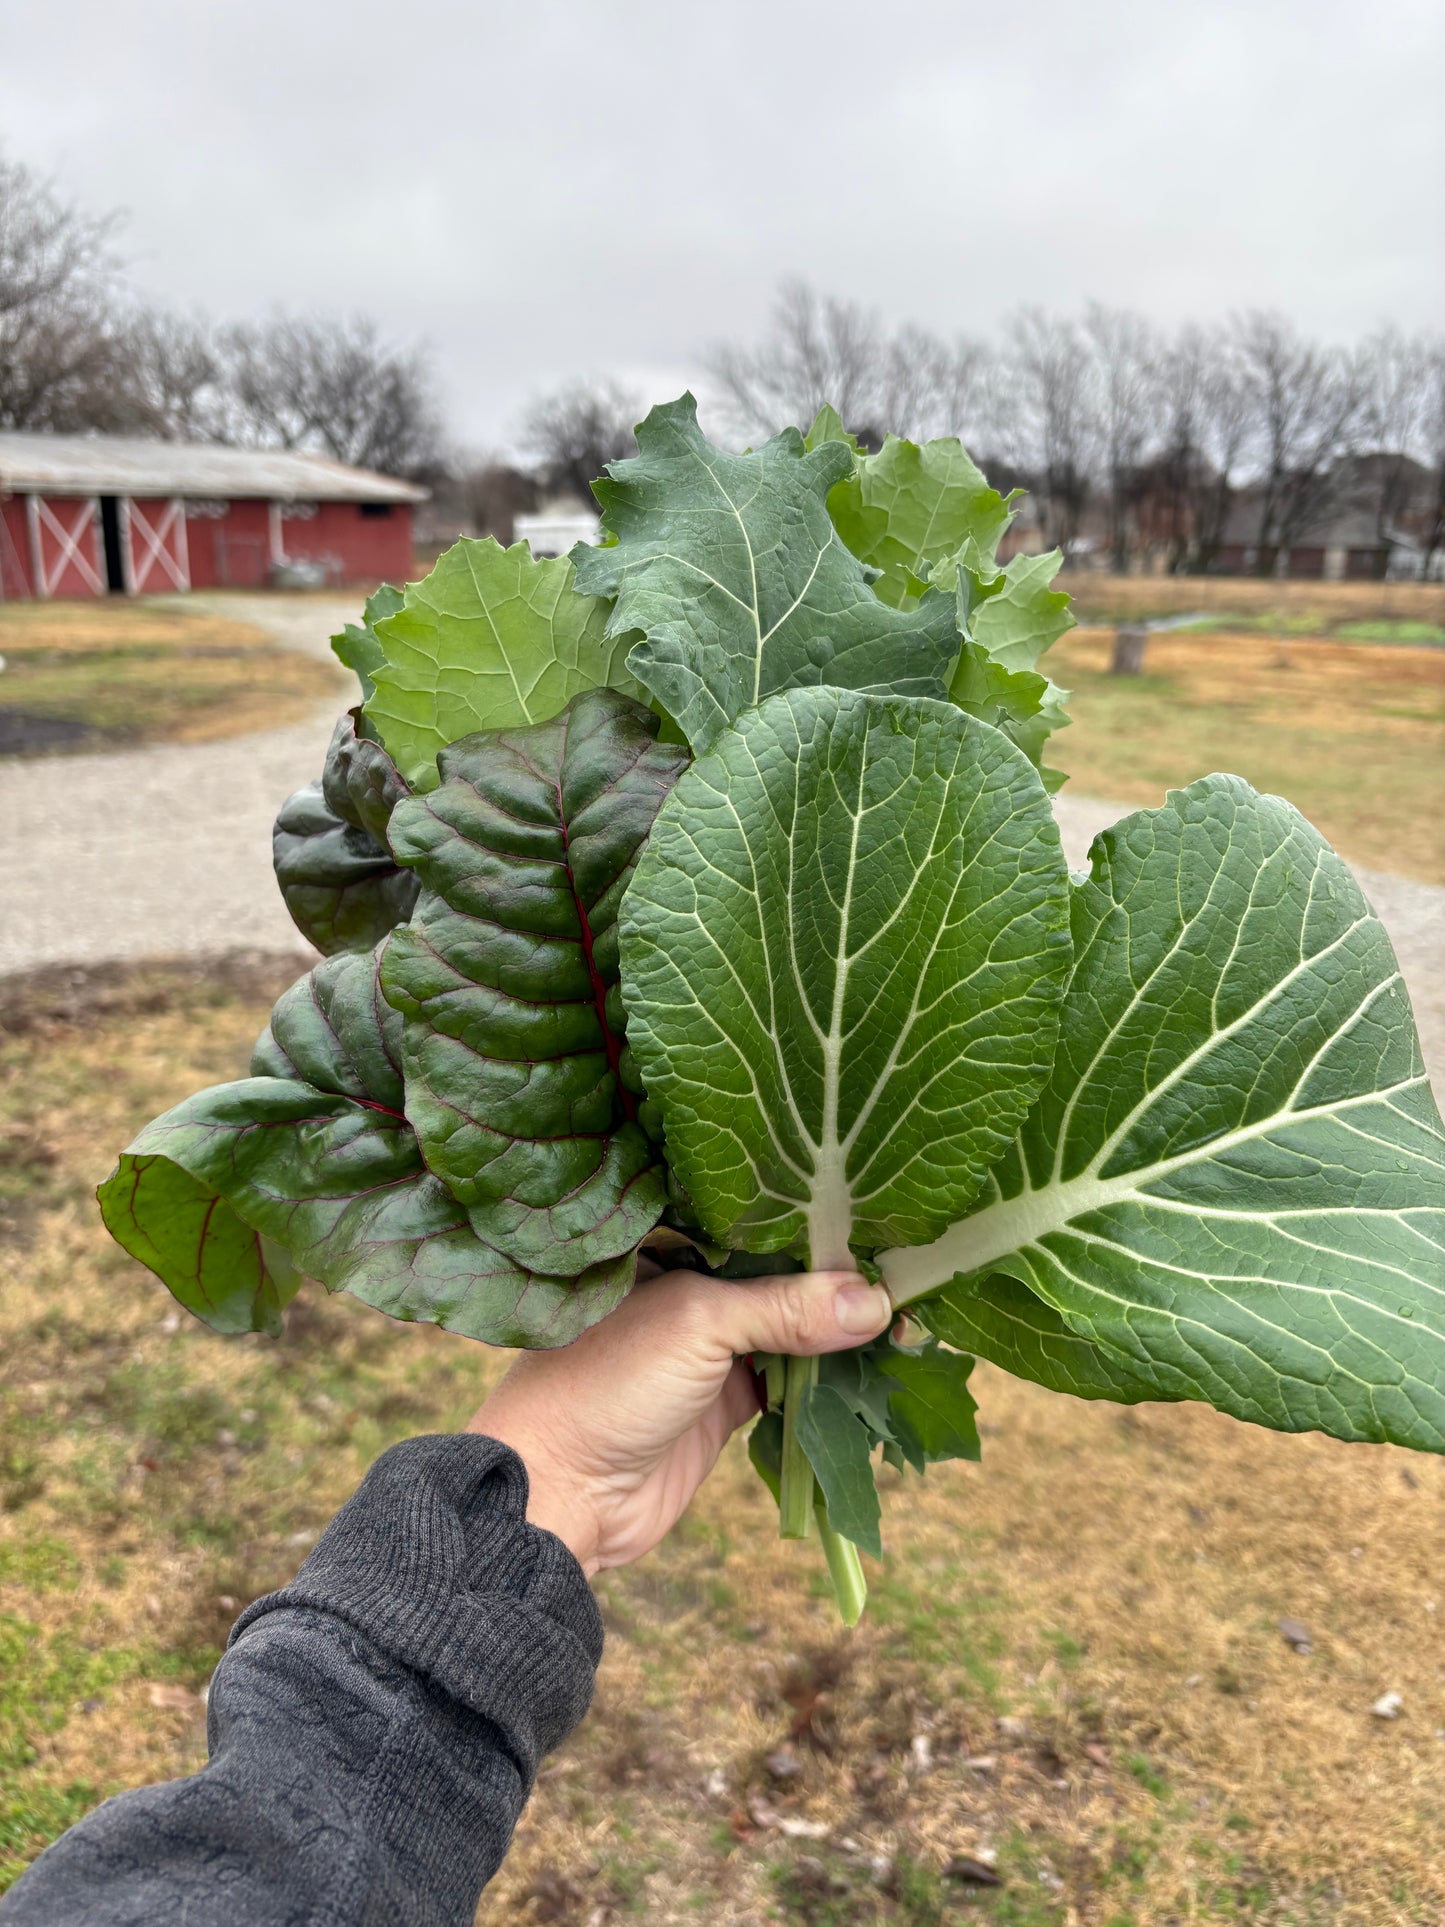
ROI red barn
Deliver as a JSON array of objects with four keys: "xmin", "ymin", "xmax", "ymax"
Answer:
[{"xmin": 0, "ymin": 432, "xmax": 426, "ymax": 600}]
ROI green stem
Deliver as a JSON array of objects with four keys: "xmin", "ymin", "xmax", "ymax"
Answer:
[
  {"xmin": 778, "ymin": 1353, "xmax": 818, "ymax": 1539},
  {"xmin": 814, "ymin": 1504, "xmax": 867, "ymax": 1626}
]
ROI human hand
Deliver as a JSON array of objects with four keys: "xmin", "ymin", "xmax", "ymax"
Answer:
[{"xmin": 468, "ymin": 1267, "xmax": 892, "ymax": 1576}]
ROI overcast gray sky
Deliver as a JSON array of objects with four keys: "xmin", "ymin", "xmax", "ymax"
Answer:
[{"xmin": 3, "ymin": 0, "xmax": 1441, "ymax": 450}]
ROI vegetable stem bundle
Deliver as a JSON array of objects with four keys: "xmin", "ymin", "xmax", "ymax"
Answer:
[{"xmin": 100, "ymin": 395, "xmax": 1445, "ymax": 1623}]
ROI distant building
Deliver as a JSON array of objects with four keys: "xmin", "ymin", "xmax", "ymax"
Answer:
[
  {"xmin": 514, "ymin": 494, "xmax": 601, "ymax": 558},
  {"xmin": 1214, "ymin": 491, "xmax": 1425, "ymax": 581},
  {"xmin": 0, "ymin": 432, "xmax": 427, "ymax": 600}
]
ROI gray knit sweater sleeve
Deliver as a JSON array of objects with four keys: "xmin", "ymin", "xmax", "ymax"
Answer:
[{"xmin": 0, "ymin": 1434, "xmax": 603, "ymax": 1927}]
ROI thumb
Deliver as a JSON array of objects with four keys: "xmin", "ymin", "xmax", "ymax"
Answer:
[{"xmin": 696, "ymin": 1269, "xmax": 894, "ymax": 1360}]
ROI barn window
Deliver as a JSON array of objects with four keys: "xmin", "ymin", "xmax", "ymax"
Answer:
[{"xmin": 359, "ymin": 502, "xmax": 395, "ymax": 519}]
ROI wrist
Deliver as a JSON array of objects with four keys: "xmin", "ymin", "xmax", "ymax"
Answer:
[{"xmin": 467, "ymin": 1417, "xmax": 601, "ymax": 1577}]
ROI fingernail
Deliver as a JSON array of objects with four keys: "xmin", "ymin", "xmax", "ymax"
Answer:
[{"xmin": 834, "ymin": 1283, "xmax": 892, "ymax": 1334}]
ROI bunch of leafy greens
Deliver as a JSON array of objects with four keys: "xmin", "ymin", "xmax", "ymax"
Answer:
[{"xmin": 100, "ymin": 395, "xmax": 1445, "ymax": 1623}]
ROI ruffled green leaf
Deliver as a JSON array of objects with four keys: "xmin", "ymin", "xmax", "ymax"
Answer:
[
  {"xmin": 572, "ymin": 394, "xmax": 962, "ymax": 754},
  {"xmin": 365, "ymin": 537, "xmax": 645, "ymax": 789},
  {"xmin": 827, "ymin": 433, "xmax": 1021, "ymax": 609},
  {"xmin": 331, "ymin": 583, "xmax": 403, "ymax": 704}
]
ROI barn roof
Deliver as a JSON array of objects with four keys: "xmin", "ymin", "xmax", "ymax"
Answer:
[{"xmin": 0, "ymin": 432, "xmax": 428, "ymax": 504}]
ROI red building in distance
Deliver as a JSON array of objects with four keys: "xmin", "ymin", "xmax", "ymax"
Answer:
[{"xmin": 0, "ymin": 433, "xmax": 425, "ymax": 600}]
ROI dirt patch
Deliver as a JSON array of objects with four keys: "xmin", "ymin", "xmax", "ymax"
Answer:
[
  {"xmin": 0, "ymin": 712, "xmax": 110, "ymax": 756},
  {"xmin": 0, "ymin": 952, "xmax": 309, "ymax": 1039}
]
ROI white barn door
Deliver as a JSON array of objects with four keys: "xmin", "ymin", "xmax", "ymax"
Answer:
[{"xmin": 123, "ymin": 497, "xmax": 191, "ymax": 593}]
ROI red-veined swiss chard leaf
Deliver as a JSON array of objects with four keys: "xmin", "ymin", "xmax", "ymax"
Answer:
[
  {"xmin": 381, "ymin": 687, "xmax": 689, "ymax": 1275},
  {"xmin": 98, "ymin": 947, "xmax": 636, "ymax": 1347},
  {"xmin": 272, "ymin": 712, "xmax": 419, "ymax": 956}
]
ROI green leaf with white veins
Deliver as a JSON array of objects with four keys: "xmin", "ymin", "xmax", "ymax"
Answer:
[
  {"xmin": 365, "ymin": 537, "xmax": 646, "ymax": 789},
  {"xmin": 882, "ymin": 776, "xmax": 1445, "ymax": 1452},
  {"xmin": 571, "ymin": 394, "xmax": 963, "ymax": 755},
  {"xmin": 618, "ymin": 687, "xmax": 1073, "ymax": 1267},
  {"xmin": 948, "ymin": 547, "xmax": 1075, "ymax": 676},
  {"xmin": 827, "ymin": 434, "xmax": 1021, "ymax": 609}
]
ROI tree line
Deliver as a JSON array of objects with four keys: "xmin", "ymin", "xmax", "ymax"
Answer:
[
  {"xmin": 0, "ymin": 155, "xmax": 443, "ymax": 480},
  {"xmin": 704, "ymin": 285, "xmax": 1444, "ymax": 575},
  {"xmin": 4, "ymin": 154, "xmax": 1441, "ymax": 575}
]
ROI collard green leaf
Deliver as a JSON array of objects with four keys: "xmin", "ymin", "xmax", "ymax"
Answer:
[
  {"xmin": 272, "ymin": 713, "xmax": 419, "ymax": 956},
  {"xmin": 571, "ymin": 394, "xmax": 963, "ymax": 755},
  {"xmin": 99, "ymin": 948, "xmax": 635, "ymax": 1347},
  {"xmin": 882, "ymin": 776, "xmax": 1445, "ymax": 1452},
  {"xmin": 97, "ymin": 1154, "xmax": 295, "ymax": 1336},
  {"xmin": 618, "ymin": 687, "xmax": 1072, "ymax": 1266},
  {"xmin": 365, "ymin": 537, "xmax": 646, "ymax": 790},
  {"xmin": 382, "ymin": 689, "xmax": 687, "ymax": 1275},
  {"xmin": 876, "ymin": 1345, "xmax": 981, "ymax": 1471},
  {"xmin": 827, "ymin": 434, "xmax": 1020, "ymax": 609},
  {"xmin": 796, "ymin": 1382, "xmax": 883, "ymax": 1557},
  {"xmin": 748, "ymin": 1408, "xmax": 785, "ymax": 1502},
  {"xmin": 332, "ymin": 583, "xmax": 403, "ymax": 704},
  {"xmin": 920, "ymin": 1272, "xmax": 1166, "ymax": 1405}
]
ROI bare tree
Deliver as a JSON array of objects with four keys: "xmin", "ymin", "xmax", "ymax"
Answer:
[
  {"xmin": 519, "ymin": 379, "xmax": 640, "ymax": 499},
  {"xmin": 1083, "ymin": 304, "xmax": 1160, "ymax": 572},
  {"xmin": 1233, "ymin": 312, "xmax": 1361, "ymax": 570},
  {"xmin": 1421, "ymin": 342, "xmax": 1445, "ymax": 580},
  {"xmin": 707, "ymin": 283, "xmax": 886, "ymax": 444},
  {"xmin": 1006, "ymin": 308, "xmax": 1094, "ymax": 554},
  {"xmin": 0, "ymin": 154, "xmax": 133, "ymax": 431},
  {"xmin": 219, "ymin": 313, "xmax": 443, "ymax": 478},
  {"xmin": 705, "ymin": 280, "xmax": 991, "ymax": 449},
  {"xmin": 1148, "ymin": 325, "xmax": 1254, "ymax": 572},
  {"xmin": 117, "ymin": 308, "xmax": 223, "ymax": 439},
  {"xmin": 1355, "ymin": 328, "xmax": 1435, "ymax": 546}
]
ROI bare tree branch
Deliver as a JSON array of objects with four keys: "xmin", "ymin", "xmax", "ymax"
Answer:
[{"xmin": 519, "ymin": 378, "xmax": 640, "ymax": 500}]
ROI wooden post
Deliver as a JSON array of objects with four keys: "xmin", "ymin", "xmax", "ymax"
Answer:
[{"xmin": 1111, "ymin": 624, "xmax": 1149, "ymax": 675}]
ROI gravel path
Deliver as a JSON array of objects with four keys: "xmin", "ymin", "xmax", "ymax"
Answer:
[
  {"xmin": 1, "ymin": 596, "xmax": 354, "ymax": 979},
  {"xmin": 2, "ymin": 607, "xmax": 1440, "ymax": 1101}
]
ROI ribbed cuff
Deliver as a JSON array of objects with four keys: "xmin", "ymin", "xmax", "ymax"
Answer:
[{"xmin": 231, "ymin": 1434, "xmax": 603, "ymax": 1779}]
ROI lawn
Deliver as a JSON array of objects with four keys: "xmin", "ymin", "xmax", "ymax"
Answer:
[
  {"xmin": 1047, "ymin": 625, "xmax": 1445, "ymax": 885},
  {"xmin": 2, "ymin": 960, "xmax": 1442, "ymax": 1925},
  {"xmin": 0, "ymin": 598, "xmax": 345, "ymax": 756}
]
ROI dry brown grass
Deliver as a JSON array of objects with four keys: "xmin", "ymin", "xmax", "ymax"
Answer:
[
  {"xmin": 1048, "ymin": 628, "xmax": 1445, "ymax": 884},
  {"xmin": 0, "ymin": 598, "xmax": 345, "ymax": 753},
  {"xmin": 2, "ymin": 962, "xmax": 1443, "ymax": 1924},
  {"xmin": 1063, "ymin": 575, "xmax": 1445, "ymax": 631}
]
